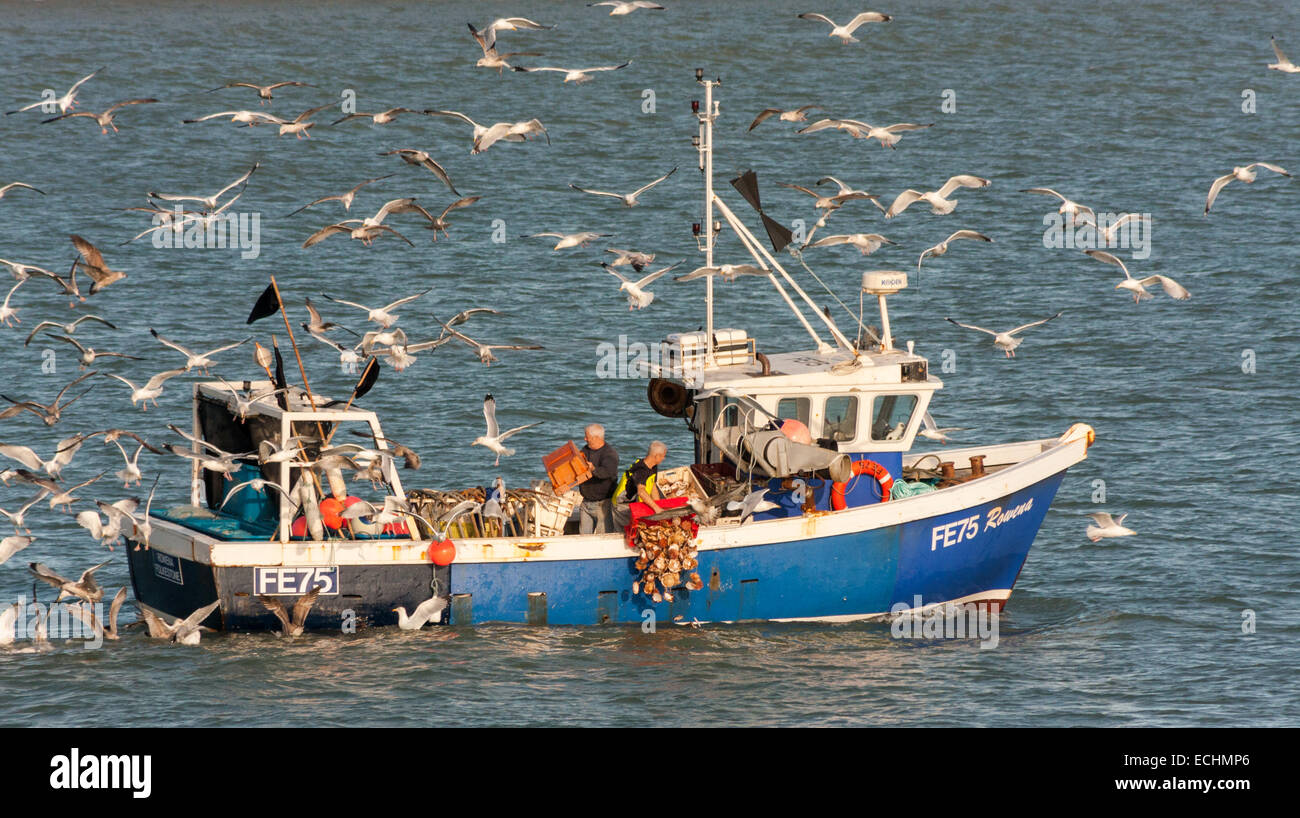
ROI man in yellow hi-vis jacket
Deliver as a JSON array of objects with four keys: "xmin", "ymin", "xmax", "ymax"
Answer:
[{"xmin": 611, "ymin": 441, "xmax": 667, "ymax": 529}]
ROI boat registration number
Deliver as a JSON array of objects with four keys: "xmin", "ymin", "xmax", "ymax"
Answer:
[{"xmin": 254, "ymin": 566, "xmax": 339, "ymax": 596}]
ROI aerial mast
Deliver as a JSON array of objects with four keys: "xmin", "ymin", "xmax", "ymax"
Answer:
[{"xmin": 694, "ymin": 68, "xmax": 719, "ymax": 366}]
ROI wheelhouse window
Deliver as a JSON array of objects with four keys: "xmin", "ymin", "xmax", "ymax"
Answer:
[
  {"xmin": 776, "ymin": 397, "xmax": 810, "ymax": 426},
  {"xmin": 822, "ymin": 396, "xmax": 858, "ymax": 442},
  {"xmin": 870, "ymin": 394, "xmax": 919, "ymax": 441}
]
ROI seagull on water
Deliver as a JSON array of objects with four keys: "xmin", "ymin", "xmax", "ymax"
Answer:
[
  {"xmin": 1086, "ymin": 512, "xmax": 1136, "ymax": 542},
  {"xmin": 1204, "ymin": 162, "xmax": 1290, "ymax": 214},
  {"xmin": 140, "ymin": 599, "xmax": 221, "ymax": 644},
  {"xmin": 394, "ymin": 595, "xmax": 448, "ymax": 630},
  {"xmin": 885, "ymin": 175, "xmax": 991, "ymax": 218},
  {"xmin": 1083, "ymin": 249, "xmax": 1190, "ymax": 303},
  {"xmin": 67, "ymin": 587, "xmax": 129, "ymax": 641},
  {"xmin": 945, "ymin": 311, "xmax": 1063, "ymax": 358},
  {"xmin": 7, "ymin": 67, "xmax": 102, "ymax": 115},
  {"xmin": 569, "ymin": 167, "xmax": 675, "ymax": 206},
  {"xmin": 602, "ymin": 261, "xmax": 681, "ymax": 310},
  {"xmin": 473, "ymin": 394, "xmax": 542, "ymax": 465},
  {"xmin": 917, "ymin": 230, "xmax": 992, "ymax": 272}
]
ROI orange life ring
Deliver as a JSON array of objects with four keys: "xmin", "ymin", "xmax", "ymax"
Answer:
[{"xmin": 831, "ymin": 459, "xmax": 894, "ymax": 510}]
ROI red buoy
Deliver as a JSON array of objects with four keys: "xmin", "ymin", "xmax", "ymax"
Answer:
[{"xmin": 428, "ymin": 539, "xmax": 456, "ymax": 566}]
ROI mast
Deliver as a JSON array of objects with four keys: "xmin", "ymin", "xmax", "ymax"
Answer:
[{"xmin": 695, "ymin": 68, "xmax": 718, "ymax": 366}]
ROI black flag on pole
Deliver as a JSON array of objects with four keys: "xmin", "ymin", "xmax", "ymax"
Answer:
[
  {"xmin": 730, "ymin": 170, "xmax": 793, "ymax": 254},
  {"xmin": 247, "ymin": 283, "xmax": 279, "ymax": 324},
  {"xmin": 272, "ymin": 343, "xmax": 289, "ymax": 409},
  {"xmin": 353, "ymin": 358, "xmax": 380, "ymax": 402}
]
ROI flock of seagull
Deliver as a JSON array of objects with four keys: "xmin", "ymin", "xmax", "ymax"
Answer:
[{"xmin": 0, "ymin": 7, "xmax": 1295, "ymax": 648}]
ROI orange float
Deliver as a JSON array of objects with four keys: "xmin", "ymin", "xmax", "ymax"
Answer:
[
  {"xmin": 831, "ymin": 460, "xmax": 894, "ymax": 510},
  {"xmin": 427, "ymin": 539, "xmax": 456, "ymax": 566}
]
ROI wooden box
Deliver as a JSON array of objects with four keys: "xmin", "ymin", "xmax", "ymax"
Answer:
[{"xmin": 543, "ymin": 441, "xmax": 593, "ymax": 494}]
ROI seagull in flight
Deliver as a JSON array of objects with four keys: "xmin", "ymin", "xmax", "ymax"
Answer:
[
  {"xmin": 1268, "ymin": 36, "xmax": 1300, "ymax": 73},
  {"xmin": 284, "ymin": 174, "xmax": 392, "ymax": 217},
  {"xmin": 206, "ymin": 80, "xmax": 313, "ymax": 104},
  {"xmin": 748, "ymin": 105, "xmax": 822, "ymax": 131},
  {"xmin": 602, "ymin": 261, "xmax": 681, "ymax": 310},
  {"xmin": 104, "ymin": 368, "xmax": 188, "ymax": 410},
  {"xmin": 569, "ymin": 167, "xmax": 676, "ymax": 206},
  {"xmin": 1021, "ymin": 187, "xmax": 1095, "ymax": 225},
  {"xmin": 7, "ymin": 67, "xmax": 103, "ymax": 115},
  {"xmin": 885, "ymin": 175, "xmax": 991, "ymax": 218},
  {"xmin": 797, "ymin": 118, "xmax": 931, "ymax": 148},
  {"xmin": 322, "ymin": 289, "xmax": 430, "ymax": 328},
  {"xmin": 29, "ymin": 560, "xmax": 112, "ymax": 603},
  {"xmin": 394, "ymin": 594, "xmax": 447, "ymax": 630},
  {"xmin": 150, "ymin": 329, "xmax": 251, "ymax": 372},
  {"xmin": 803, "ymin": 233, "xmax": 896, "ymax": 255},
  {"xmin": 1083, "ymin": 249, "xmax": 1190, "ymax": 303},
  {"xmin": 139, "ymin": 600, "xmax": 221, "ymax": 644},
  {"xmin": 332, "ymin": 107, "xmax": 429, "ymax": 126},
  {"xmin": 258, "ymin": 587, "xmax": 321, "ymax": 637},
  {"xmin": 525, "ymin": 231, "xmax": 612, "ymax": 250},
  {"xmin": 797, "ymin": 12, "xmax": 892, "ymax": 43},
  {"xmin": 0, "ymin": 182, "xmax": 46, "ymax": 202},
  {"xmin": 45, "ymin": 334, "xmax": 141, "ymax": 369},
  {"xmin": 606, "ymin": 249, "xmax": 655, "ymax": 271},
  {"xmin": 183, "ymin": 109, "xmax": 284, "ymax": 126},
  {"xmin": 1086, "ymin": 512, "xmax": 1137, "ymax": 542},
  {"xmin": 1204, "ymin": 162, "xmax": 1290, "ymax": 214},
  {"xmin": 0, "ymin": 371, "xmax": 97, "ymax": 427},
  {"xmin": 70, "ymin": 235, "xmax": 127, "ymax": 295},
  {"xmin": 588, "ymin": 1, "xmax": 665, "ymax": 15},
  {"xmin": 41, "ymin": 99, "xmax": 158, "ymax": 134},
  {"xmin": 150, "ymin": 162, "xmax": 259, "ymax": 212},
  {"xmin": 23, "ymin": 314, "xmax": 116, "ymax": 346},
  {"xmin": 467, "ymin": 20, "xmax": 549, "ymax": 72},
  {"xmin": 513, "ymin": 61, "xmax": 631, "ymax": 84},
  {"xmin": 273, "ymin": 102, "xmax": 336, "ymax": 138},
  {"xmin": 918, "ymin": 412, "xmax": 968, "ymax": 444},
  {"xmin": 434, "ymin": 319, "xmax": 543, "ymax": 367},
  {"xmin": 674, "ymin": 264, "xmax": 768, "ymax": 282},
  {"xmin": 402, "ymin": 196, "xmax": 481, "ymax": 240},
  {"xmin": 301, "ymin": 197, "xmax": 423, "ymax": 248},
  {"xmin": 67, "ymin": 588, "xmax": 129, "ymax": 642},
  {"xmin": 473, "ymin": 394, "xmax": 542, "ymax": 465},
  {"xmin": 425, "ymin": 110, "xmax": 548, "ymax": 154},
  {"xmin": 945, "ymin": 311, "xmax": 1063, "ymax": 358},
  {"xmin": 377, "ymin": 149, "xmax": 459, "ymax": 195},
  {"xmin": 917, "ymin": 230, "xmax": 992, "ymax": 272}
]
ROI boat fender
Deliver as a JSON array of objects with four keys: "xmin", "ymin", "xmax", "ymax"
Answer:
[
  {"xmin": 296, "ymin": 477, "xmax": 326, "ymax": 541},
  {"xmin": 647, "ymin": 378, "xmax": 690, "ymax": 418},
  {"xmin": 831, "ymin": 459, "xmax": 894, "ymax": 510}
]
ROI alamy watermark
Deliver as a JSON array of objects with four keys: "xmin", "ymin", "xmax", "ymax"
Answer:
[
  {"xmin": 890, "ymin": 595, "xmax": 1000, "ymax": 649},
  {"xmin": 596, "ymin": 334, "xmax": 705, "ymax": 387},
  {"xmin": 149, "ymin": 206, "xmax": 261, "ymax": 259},
  {"xmin": 1042, "ymin": 212, "xmax": 1151, "ymax": 259}
]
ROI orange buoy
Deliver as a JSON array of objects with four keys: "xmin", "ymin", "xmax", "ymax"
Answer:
[
  {"xmin": 290, "ymin": 515, "xmax": 307, "ymax": 537},
  {"xmin": 320, "ymin": 497, "xmax": 345, "ymax": 529},
  {"xmin": 831, "ymin": 459, "xmax": 894, "ymax": 510},
  {"xmin": 779, "ymin": 418, "xmax": 813, "ymax": 445},
  {"xmin": 428, "ymin": 539, "xmax": 456, "ymax": 566}
]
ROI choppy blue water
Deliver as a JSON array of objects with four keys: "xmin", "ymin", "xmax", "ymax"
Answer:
[{"xmin": 0, "ymin": 0, "xmax": 1296, "ymax": 726}]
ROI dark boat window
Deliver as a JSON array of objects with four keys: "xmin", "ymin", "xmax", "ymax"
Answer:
[
  {"xmin": 871, "ymin": 394, "xmax": 919, "ymax": 441},
  {"xmin": 776, "ymin": 397, "xmax": 810, "ymax": 426},
  {"xmin": 823, "ymin": 396, "xmax": 858, "ymax": 442}
]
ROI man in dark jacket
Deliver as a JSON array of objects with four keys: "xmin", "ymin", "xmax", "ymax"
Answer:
[{"xmin": 577, "ymin": 423, "xmax": 618, "ymax": 534}]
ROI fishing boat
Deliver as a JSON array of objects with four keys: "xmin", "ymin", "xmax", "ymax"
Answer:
[{"xmin": 126, "ymin": 72, "xmax": 1093, "ymax": 630}]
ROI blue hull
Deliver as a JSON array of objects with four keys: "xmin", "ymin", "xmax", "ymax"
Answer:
[{"xmin": 449, "ymin": 472, "xmax": 1065, "ymax": 625}]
